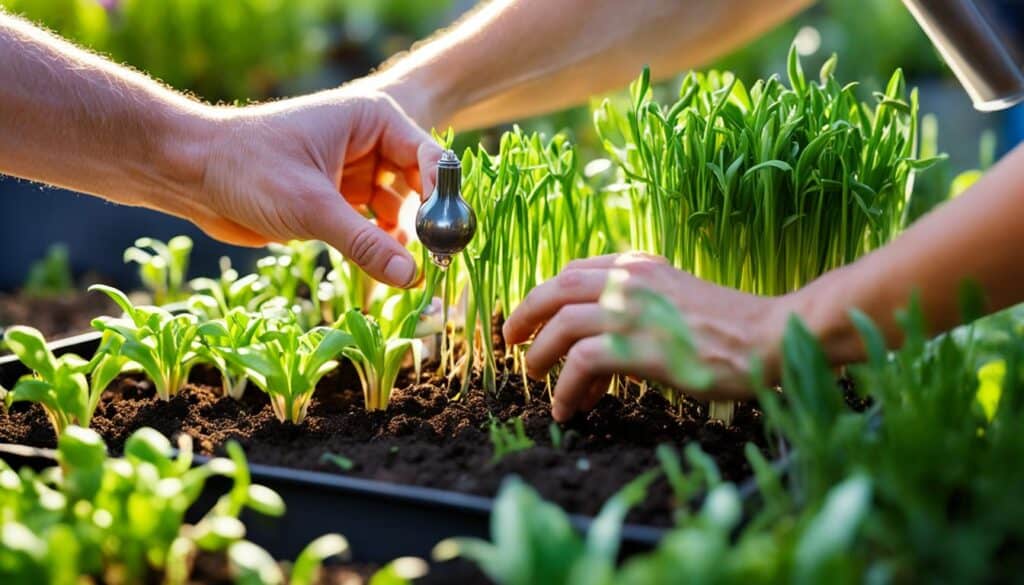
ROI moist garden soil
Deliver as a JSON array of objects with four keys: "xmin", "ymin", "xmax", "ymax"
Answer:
[{"xmin": 0, "ymin": 357, "xmax": 767, "ymax": 526}]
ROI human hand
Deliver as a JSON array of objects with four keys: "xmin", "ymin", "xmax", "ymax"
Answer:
[
  {"xmin": 502, "ymin": 253, "xmax": 794, "ymax": 422},
  {"xmin": 178, "ymin": 89, "xmax": 443, "ymax": 287}
]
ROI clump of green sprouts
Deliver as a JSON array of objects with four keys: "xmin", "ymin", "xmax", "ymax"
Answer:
[
  {"xmin": 488, "ymin": 415, "xmax": 535, "ymax": 463},
  {"xmin": 594, "ymin": 46, "xmax": 939, "ymax": 422},
  {"xmin": 455, "ymin": 128, "xmax": 611, "ymax": 395}
]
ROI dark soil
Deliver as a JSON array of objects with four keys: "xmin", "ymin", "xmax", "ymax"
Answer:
[
  {"xmin": 0, "ymin": 359, "xmax": 769, "ymax": 527},
  {"xmin": 0, "ymin": 290, "xmax": 116, "ymax": 341}
]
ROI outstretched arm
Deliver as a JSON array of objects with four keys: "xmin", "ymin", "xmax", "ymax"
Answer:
[
  {"xmin": 504, "ymin": 143, "xmax": 1024, "ymax": 421},
  {"xmin": 0, "ymin": 11, "xmax": 442, "ymax": 287},
  {"xmin": 369, "ymin": 0, "xmax": 814, "ymax": 131},
  {"xmin": 803, "ymin": 143, "xmax": 1024, "ymax": 364}
]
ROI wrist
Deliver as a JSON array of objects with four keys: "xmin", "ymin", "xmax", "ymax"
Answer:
[
  {"xmin": 366, "ymin": 59, "xmax": 464, "ymax": 132},
  {"xmin": 140, "ymin": 101, "xmax": 223, "ymax": 214},
  {"xmin": 785, "ymin": 265, "xmax": 867, "ymax": 368}
]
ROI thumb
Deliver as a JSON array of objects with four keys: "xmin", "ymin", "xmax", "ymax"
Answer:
[
  {"xmin": 300, "ymin": 183, "xmax": 418, "ymax": 287},
  {"xmin": 416, "ymin": 141, "xmax": 440, "ymax": 201},
  {"xmin": 376, "ymin": 100, "xmax": 443, "ymax": 199}
]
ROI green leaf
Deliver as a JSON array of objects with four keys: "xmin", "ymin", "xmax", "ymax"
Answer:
[
  {"xmin": 229, "ymin": 541, "xmax": 284, "ymax": 585},
  {"xmin": 89, "ymin": 284, "xmax": 137, "ymax": 321},
  {"xmin": 302, "ymin": 328, "xmax": 353, "ymax": 380},
  {"xmin": 4, "ymin": 326, "xmax": 57, "ymax": 380},
  {"xmin": 976, "ymin": 359, "xmax": 1005, "ymax": 423},
  {"xmin": 321, "ymin": 452, "xmax": 355, "ymax": 471},
  {"xmin": 369, "ymin": 557, "xmax": 430, "ymax": 585},
  {"xmin": 57, "ymin": 426, "xmax": 107, "ymax": 500},
  {"xmin": 787, "ymin": 42, "xmax": 806, "ymax": 93},
  {"xmin": 795, "ymin": 475, "xmax": 872, "ymax": 584},
  {"xmin": 849, "ymin": 309, "xmax": 888, "ymax": 368},
  {"xmin": 124, "ymin": 427, "xmax": 173, "ymax": 469},
  {"xmin": 743, "ymin": 160, "xmax": 793, "ymax": 179},
  {"xmin": 7, "ymin": 379, "xmax": 55, "ymax": 410},
  {"xmin": 246, "ymin": 485, "xmax": 286, "ymax": 517},
  {"xmin": 289, "ymin": 534, "xmax": 350, "ymax": 585}
]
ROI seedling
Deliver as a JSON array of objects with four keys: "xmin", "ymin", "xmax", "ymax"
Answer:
[
  {"xmin": 458, "ymin": 129, "xmax": 610, "ymax": 395},
  {"xmin": 188, "ymin": 256, "xmax": 271, "ymax": 320},
  {"xmin": 594, "ymin": 49, "xmax": 939, "ymax": 423},
  {"xmin": 320, "ymin": 452, "xmax": 355, "ymax": 472},
  {"xmin": 22, "ymin": 243, "xmax": 73, "ymax": 298},
  {"xmin": 223, "ymin": 315, "xmax": 352, "ymax": 423},
  {"xmin": 548, "ymin": 423, "xmax": 578, "ymax": 450},
  {"xmin": 338, "ymin": 308, "xmax": 423, "ymax": 411},
  {"xmin": 434, "ymin": 472, "xmax": 656, "ymax": 585},
  {"xmin": 123, "ymin": 235, "xmax": 193, "ymax": 305},
  {"xmin": 257, "ymin": 240, "xmax": 325, "ymax": 328},
  {"xmin": 196, "ymin": 308, "xmax": 263, "ymax": 399},
  {"xmin": 319, "ymin": 242, "xmax": 374, "ymax": 323},
  {"xmin": 0, "ymin": 426, "xmax": 294, "ymax": 584},
  {"xmin": 488, "ymin": 416, "xmax": 534, "ymax": 463},
  {"xmin": 89, "ymin": 284, "xmax": 202, "ymax": 400},
  {"xmin": 0, "ymin": 326, "xmax": 124, "ymax": 438}
]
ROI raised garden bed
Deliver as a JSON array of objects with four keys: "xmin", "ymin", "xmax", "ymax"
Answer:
[{"xmin": 0, "ymin": 331, "xmax": 768, "ymax": 563}]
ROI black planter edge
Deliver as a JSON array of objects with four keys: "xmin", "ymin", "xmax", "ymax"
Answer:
[
  {"xmin": 0, "ymin": 332, "xmax": 676, "ymax": 561},
  {"xmin": 0, "ymin": 331, "xmax": 791, "ymax": 562}
]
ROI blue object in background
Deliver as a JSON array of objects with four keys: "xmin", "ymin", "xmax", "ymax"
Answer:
[
  {"xmin": 0, "ymin": 176, "xmax": 264, "ymax": 291},
  {"xmin": 1005, "ymin": 102, "xmax": 1024, "ymax": 152}
]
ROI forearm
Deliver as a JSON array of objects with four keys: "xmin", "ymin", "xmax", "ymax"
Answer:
[
  {"xmin": 0, "ymin": 12, "xmax": 213, "ymax": 212},
  {"xmin": 794, "ymin": 144, "xmax": 1024, "ymax": 365},
  {"xmin": 374, "ymin": 0, "xmax": 812, "ymax": 131}
]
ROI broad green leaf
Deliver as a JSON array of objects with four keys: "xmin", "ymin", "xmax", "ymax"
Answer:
[{"xmin": 4, "ymin": 326, "xmax": 57, "ymax": 380}]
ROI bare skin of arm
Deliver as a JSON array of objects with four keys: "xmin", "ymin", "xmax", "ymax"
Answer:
[
  {"xmin": 503, "ymin": 144, "xmax": 1024, "ymax": 421},
  {"xmin": 0, "ymin": 11, "xmax": 442, "ymax": 287},
  {"xmin": 366, "ymin": 0, "xmax": 814, "ymax": 131}
]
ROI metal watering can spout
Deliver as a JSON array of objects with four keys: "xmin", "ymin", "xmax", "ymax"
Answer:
[{"xmin": 903, "ymin": 0, "xmax": 1024, "ymax": 111}]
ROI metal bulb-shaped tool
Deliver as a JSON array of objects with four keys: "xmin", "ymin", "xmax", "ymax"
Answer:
[{"xmin": 416, "ymin": 150, "xmax": 477, "ymax": 269}]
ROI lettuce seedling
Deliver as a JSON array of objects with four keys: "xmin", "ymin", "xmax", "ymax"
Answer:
[
  {"xmin": 196, "ymin": 308, "xmax": 263, "ymax": 399},
  {"xmin": 223, "ymin": 316, "xmax": 353, "ymax": 423},
  {"xmin": 188, "ymin": 256, "xmax": 272, "ymax": 320},
  {"xmin": 434, "ymin": 472, "xmax": 656, "ymax": 585},
  {"xmin": 22, "ymin": 243, "xmax": 74, "ymax": 298},
  {"xmin": 0, "ymin": 426, "xmax": 290, "ymax": 584},
  {"xmin": 0, "ymin": 326, "xmax": 125, "ymax": 438},
  {"xmin": 123, "ymin": 235, "xmax": 193, "ymax": 305},
  {"xmin": 319, "ymin": 245, "xmax": 373, "ymax": 323},
  {"xmin": 338, "ymin": 308, "xmax": 422, "ymax": 411},
  {"xmin": 89, "ymin": 284, "xmax": 202, "ymax": 400},
  {"xmin": 228, "ymin": 534, "xmax": 350, "ymax": 585},
  {"xmin": 257, "ymin": 240, "xmax": 326, "ymax": 326}
]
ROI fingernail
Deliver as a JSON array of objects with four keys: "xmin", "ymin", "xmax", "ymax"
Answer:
[
  {"xmin": 384, "ymin": 255, "xmax": 416, "ymax": 287},
  {"xmin": 552, "ymin": 404, "xmax": 570, "ymax": 423}
]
